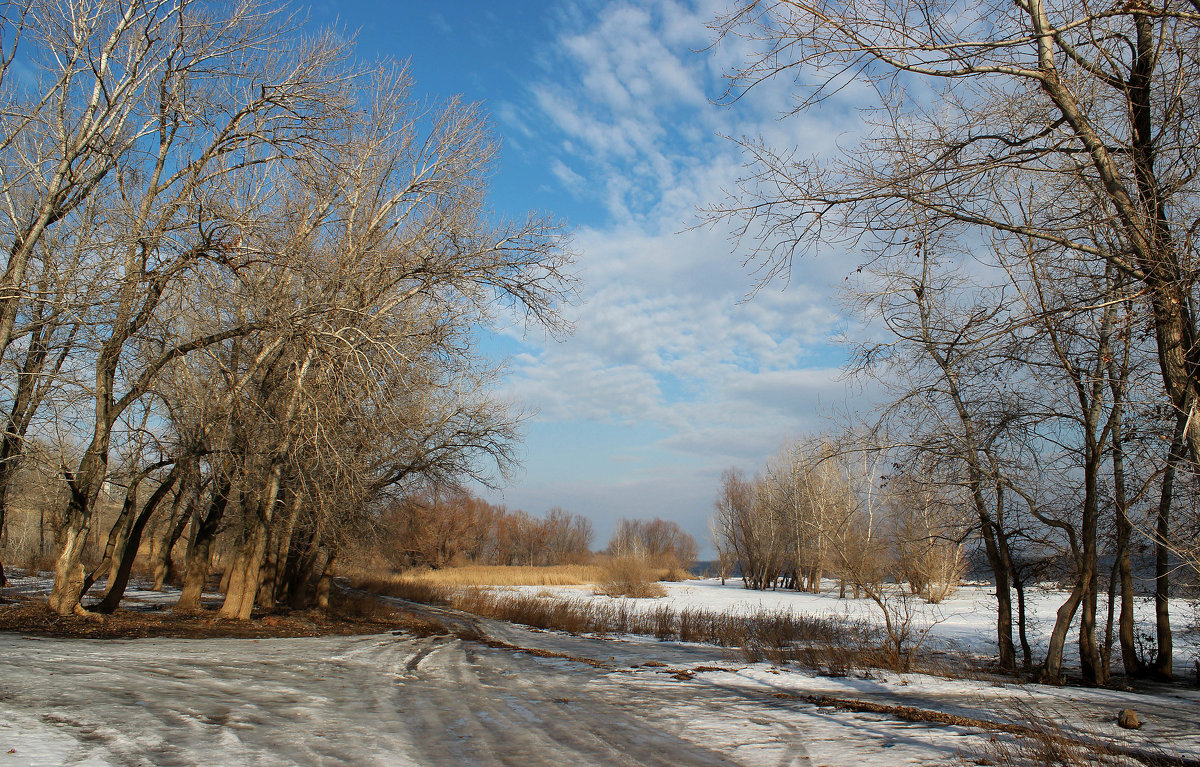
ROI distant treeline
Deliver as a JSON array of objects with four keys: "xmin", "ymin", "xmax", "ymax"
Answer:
[{"xmin": 368, "ymin": 487, "xmax": 697, "ymax": 572}]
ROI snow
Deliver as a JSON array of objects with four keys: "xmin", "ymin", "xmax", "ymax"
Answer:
[
  {"xmin": 3, "ymin": 572, "xmax": 1199, "ymax": 765},
  {"xmin": 497, "ymin": 578, "xmax": 1200, "ymax": 666},
  {"xmin": 2, "ymin": 570, "xmax": 221, "ymax": 610}
]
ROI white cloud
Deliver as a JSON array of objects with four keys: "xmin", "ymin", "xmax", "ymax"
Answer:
[{"xmin": 479, "ymin": 0, "xmax": 882, "ymax": 552}]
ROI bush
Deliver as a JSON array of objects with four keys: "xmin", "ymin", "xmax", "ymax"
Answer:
[{"xmin": 595, "ymin": 556, "xmax": 667, "ymax": 598}]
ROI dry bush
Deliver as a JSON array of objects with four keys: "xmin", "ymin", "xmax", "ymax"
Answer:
[
  {"xmin": 595, "ymin": 556, "xmax": 667, "ymax": 598},
  {"xmin": 20, "ymin": 551, "xmax": 60, "ymax": 575},
  {"xmin": 960, "ymin": 701, "xmax": 1154, "ymax": 767},
  {"xmin": 887, "ymin": 477, "xmax": 970, "ymax": 604}
]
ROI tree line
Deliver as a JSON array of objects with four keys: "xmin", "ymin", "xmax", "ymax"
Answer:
[
  {"xmin": 372, "ymin": 486, "xmax": 699, "ymax": 574},
  {"xmin": 0, "ymin": 0, "xmax": 573, "ymax": 617},
  {"xmin": 707, "ymin": 0, "xmax": 1200, "ymax": 685},
  {"xmin": 374, "ymin": 489, "xmax": 596, "ymax": 570}
]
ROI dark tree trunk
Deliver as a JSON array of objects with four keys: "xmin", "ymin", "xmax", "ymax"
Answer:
[
  {"xmin": 1151, "ymin": 414, "xmax": 1185, "ymax": 680},
  {"xmin": 176, "ymin": 473, "xmax": 234, "ymax": 613},
  {"xmin": 96, "ymin": 464, "xmax": 183, "ymax": 612}
]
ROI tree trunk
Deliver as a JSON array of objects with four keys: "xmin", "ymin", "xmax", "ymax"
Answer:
[
  {"xmin": 268, "ymin": 488, "xmax": 303, "ymax": 605},
  {"xmin": 996, "ymin": 493, "xmax": 1032, "ymax": 673},
  {"xmin": 48, "ymin": 448, "xmax": 109, "ymax": 615},
  {"xmin": 1078, "ymin": 453, "xmax": 1105, "ymax": 686},
  {"xmin": 1014, "ymin": 572, "xmax": 1032, "ymax": 673},
  {"xmin": 256, "ymin": 484, "xmax": 301, "ymax": 609},
  {"xmin": 151, "ymin": 465, "xmax": 203, "ymax": 590},
  {"xmin": 1114, "ymin": 485, "xmax": 1140, "ymax": 678},
  {"xmin": 218, "ymin": 349, "xmax": 313, "ymax": 620},
  {"xmin": 1105, "ymin": 299, "xmax": 1141, "ymax": 678},
  {"xmin": 1043, "ymin": 584, "xmax": 1084, "ymax": 684},
  {"xmin": 96, "ymin": 465, "xmax": 182, "ymax": 612},
  {"xmin": 980, "ymin": 518, "xmax": 1016, "ymax": 672},
  {"xmin": 314, "ymin": 551, "xmax": 335, "ymax": 611},
  {"xmin": 176, "ymin": 474, "xmax": 234, "ymax": 613},
  {"xmin": 152, "ymin": 491, "xmax": 196, "ymax": 590},
  {"xmin": 0, "ymin": 321, "xmax": 76, "ymax": 588},
  {"xmin": 1151, "ymin": 414, "xmax": 1185, "ymax": 680},
  {"xmin": 290, "ymin": 543, "xmax": 328, "ymax": 611},
  {"xmin": 80, "ymin": 487, "xmax": 137, "ymax": 598}
]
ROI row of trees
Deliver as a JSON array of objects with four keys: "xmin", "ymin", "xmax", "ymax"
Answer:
[
  {"xmin": 707, "ymin": 0, "xmax": 1200, "ymax": 684},
  {"xmin": 713, "ymin": 443, "xmax": 967, "ymax": 602},
  {"xmin": 0, "ymin": 0, "xmax": 573, "ymax": 617},
  {"xmin": 374, "ymin": 489, "xmax": 595, "ymax": 570},
  {"xmin": 607, "ymin": 517, "xmax": 699, "ymax": 573},
  {"xmin": 370, "ymin": 487, "xmax": 700, "ymax": 573}
]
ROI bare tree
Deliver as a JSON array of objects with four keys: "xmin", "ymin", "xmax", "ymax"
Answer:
[{"xmin": 711, "ymin": 0, "xmax": 1200, "ymax": 464}]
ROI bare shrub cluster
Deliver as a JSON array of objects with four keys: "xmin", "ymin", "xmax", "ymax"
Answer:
[
  {"xmin": 713, "ymin": 438, "xmax": 970, "ymax": 604},
  {"xmin": 595, "ymin": 556, "xmax": 667, "ymax": 598},
  {"xmin": 607, "ymin": 518, "xmax": 698, "ymax": 579}
]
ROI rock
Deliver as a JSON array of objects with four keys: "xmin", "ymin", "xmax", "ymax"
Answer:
[{"xmin": 1117, "ymin": 709, "xmax": 1142, "ymax": 730}]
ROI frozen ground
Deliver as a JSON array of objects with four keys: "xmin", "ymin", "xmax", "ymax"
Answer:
[
  {"xmin": 2, "ymin": 576, "xmax": 1199, "ymax": 766},
  {"xmin": 2, "ymin": 570, "xmax": 222, "ymax": 610},
  {"xmin": 500, "ymin": 578, "xmax": 1200, "ymax": 668}
]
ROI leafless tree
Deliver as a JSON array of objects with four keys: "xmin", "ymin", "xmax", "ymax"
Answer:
[{"xmin": 711, "ymin": 0, "xmax": 1200, "ymax": 461}]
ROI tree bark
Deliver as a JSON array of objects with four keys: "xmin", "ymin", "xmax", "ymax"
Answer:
[
  {"xmin": 96, "ymin": 464, "xmax": 182, "ymax": 612},
  {"xmin": 1151, "ymin": 415, "xmax": 1185, "ymax": 680},
  {"xmin": 219, "ymin": 349, "xmax": 314, "ymax": 620},
  {"xmin": 151, "ymin": 477, "xmax": 199, "ymax": 591},
  {"xmin": 175, "ymin": 473, "xmax": 234, "ymax": 613}
]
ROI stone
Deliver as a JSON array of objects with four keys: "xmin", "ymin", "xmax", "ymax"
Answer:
[{"xmin": 1117, "ymin": 709, "xmax": 1142, "ymax": 730}]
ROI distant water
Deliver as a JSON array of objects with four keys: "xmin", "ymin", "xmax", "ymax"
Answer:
[{"xmin": 688, "ymin": 561, "xmax": 719, "ymax": 577}]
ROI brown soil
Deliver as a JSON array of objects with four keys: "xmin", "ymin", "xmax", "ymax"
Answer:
[{"xmin": 0, "ymin": 593, "xmax": 447, "ymax": 640}]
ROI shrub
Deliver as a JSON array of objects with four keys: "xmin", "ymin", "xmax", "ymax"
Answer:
[{"xmin": 595, "ymin": 556, "xmax": 667, "ymax": 598}]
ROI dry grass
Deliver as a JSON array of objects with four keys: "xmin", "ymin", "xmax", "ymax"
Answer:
[
  {"xmin": 958, "ymin": 700, "xmax": 1192, "ymax": 767},
  {"xmin": 356, "ymin": 562, "xmax": 694, "ymax": 589},
  {"xmin": 369, "ymin": 564, "xmax": 609, "ymax": 588},
  {"xmin": 349, "ymin": 575, "xmax": 951, "ymax": 676},
  {"xmin": 595, "ymin": 556, "xmax": 667, "ymax": 598}
]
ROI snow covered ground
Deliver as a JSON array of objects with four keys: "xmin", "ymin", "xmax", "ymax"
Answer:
[
  {"xmin": 498, "ymin": 578, "xmax": 1200, "ymax": 668},
  {"xmin": 3, "ymin": 574, "xmax": 1199, "ymax": 766},
  {"xmin": 5, "ymin": 613, "xmax": 1199, "ymax": 766},
  {"xmin": 2, "ymin": 570, "xmax": 223, "ymax": 610}
]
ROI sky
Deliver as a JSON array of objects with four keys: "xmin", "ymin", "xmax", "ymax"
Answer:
[{"xmin": 303, "ymin": 1, "xmax": 875, "ymax": 557}]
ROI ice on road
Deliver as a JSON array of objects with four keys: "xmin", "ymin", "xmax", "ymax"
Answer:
[
  {"xmin": 0, "ymin": 627, "xmax": 1002, "ymax": 767},
  {"xmin": 2, "ymin": 593, "xmax": 1197, "ymax": 766}
]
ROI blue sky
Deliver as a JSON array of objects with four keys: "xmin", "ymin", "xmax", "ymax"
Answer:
[{"xmin": 304, "ymin": 1, "xmax": 873, "ymax": 556}]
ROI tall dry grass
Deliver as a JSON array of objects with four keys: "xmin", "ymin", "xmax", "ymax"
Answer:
[
  {"xmin": 960, "ymin": 700, "xmax": 1179, "ymax": 767},
  {"xmin": 373, "ymin": 564, "xmax": 607, "ymax": 588},
  {"xmin": 595, "ymin": 556, "xmax": 667, "ymax": 598},
  {"xmin": 349, "ymin": 575, "xmax": 955, "ymax": 675},
  {"xmin": 358, "ymin": 562, "xmax": 693, "ymax": 590}
]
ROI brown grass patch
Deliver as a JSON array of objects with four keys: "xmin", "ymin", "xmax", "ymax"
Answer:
[
  {"xmin": 351, "ymin": 575, "xmax": 919, "ymax": 674},
  {"xmin": 954, "ymin": 700, "xmax": 1197, "ymax": 767},
  {"xmin": 368, "ymin": 565, "xmax": 608, "ymax": 588},
  {"xmin": 363, "ymin": 576, "xmax": 992, "ymax": 678},
  {"xmin": 595, "ymin": 557, "xmax": 667, "ymax": 598}
]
